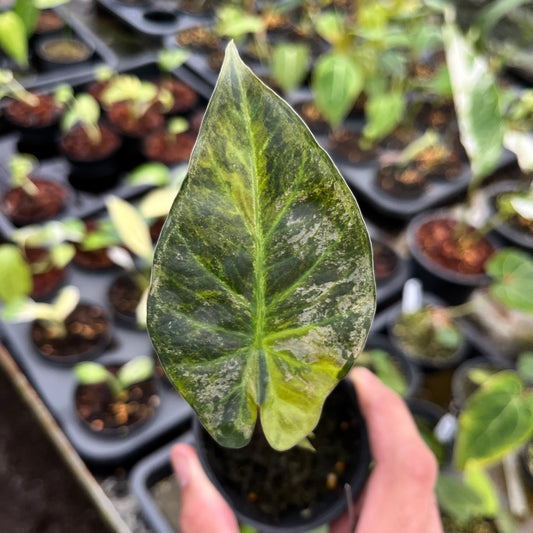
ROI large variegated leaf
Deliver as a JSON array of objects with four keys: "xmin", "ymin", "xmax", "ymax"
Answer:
[
  {"xmin": 147, "ymin": 43, "xmax": 376, "ymax": 451},
  {"xmin": 442, "ymin": 16, "xmax": 504, "ymax": 181}
]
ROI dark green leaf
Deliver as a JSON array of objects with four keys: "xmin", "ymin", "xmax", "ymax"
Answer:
[
  {"xmin": 148, "ymin": 43, "xmax": 376, "ymax": 451},
  {"xmin": 14, "ymin": 0, "xmax": 39, "ymax": 36},
  {"xmin": 436, "ymin": 475, "xmax": 488, "ymax": 524}
]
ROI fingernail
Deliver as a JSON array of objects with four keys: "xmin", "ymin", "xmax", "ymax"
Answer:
[{"xmin": 172, "ymin": 449, "xmax": 190, "ymax": 488}]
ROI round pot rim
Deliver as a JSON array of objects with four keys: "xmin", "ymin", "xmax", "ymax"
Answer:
[
  {"xmin": 192, "ymin": 378, "xmax": 371, "ymax": 533},
  {"xmin": 107, "ymin": 270, "xmax": 147, "ymax": 329},
  {"xmin": 485, "ymin": 180, "xmax": 533, "ymax": 249},
  {"xmin": 406, "ymin": 209, "xmax": 496, "ymax": 287},
  {"xmin": 35, "ymin": 35, "xmax": 95, "ymax": 64},
  {"xmin": 31, "ymin": 301, "xmax": 112, "ymax": 364}
]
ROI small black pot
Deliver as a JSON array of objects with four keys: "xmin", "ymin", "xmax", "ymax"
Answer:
[
  {"xmin": 485, "ymin": 180, "xmax": 533, "ymax": 252},
  {"xmin": 386, "ymin": 304, "xmax": 469, "ymax": 372},
  {"xmin": 406, "ymin": 210, "xmax": 497, "ymax": 304},
  {"xmin": 450, "ymin": 356, "xmax": 507, "ymax": 411},
  {"xmin": 34, "ymin": 36, "xmax": 95, "ymax": 72},
  {"xmin": 194, "ymin": 379, "xmax": 371, "ymax": 533}
]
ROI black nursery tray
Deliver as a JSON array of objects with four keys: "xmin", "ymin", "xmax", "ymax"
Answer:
[
  {"xmin": 96, "ymin": 0, "xmax": 209, "ymax": 37},
  {"xmin": 8, "ymin": 6, "xmax": 117, "ymax": 92},
  {"xmin": 0, "ymin": 59, "xmax": 212, "ymax": 238},
  {"xmin": 0, "ymin": 264, "xmax": 192, "ymax": 466}
]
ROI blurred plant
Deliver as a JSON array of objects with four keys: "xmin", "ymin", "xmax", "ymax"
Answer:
[{"xmin": 74, "ymin": 356, "xmax": 154, "ymax": 399}]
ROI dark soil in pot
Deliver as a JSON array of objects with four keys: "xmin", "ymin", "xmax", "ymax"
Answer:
[
  {"xmin": 1, "ymin": 177, "xmax": 68, "ymax": 226},
  {"xmin": 328, "ymin": 130, "xmax": 377, "ymax": 165},
  {"xmin": 5, "ymin": 92, "xmax": 62, "ymax": 129},
  {"xmin": 158, "ymin": 78, "xmax": 198, "ymax": 114},
  {"xmin": 195, "ymin": 379, "xmax": 371, "ymax": 533},
  {"xmin": 143, "ymin": 131, "xmax": 196, "ymax": 164},
  {"xmin": 379, "ymin": 125, "xmax": 418, "ymax": 151},
  {"xmin": 376, "ymin": 162, "xmax": 428, "ymax": 199},
  {"xmin": 35, "ymin": 36, "xmax": 94, "ymax": 70},
  {"xmin": 108, "ymin": 271, "xmax": 147, "ymax": 327},
  {"xmin": 106, "ymin": 102, "xmax": 165, "ymax": 138},
  {"xmin": 175, "ymin": 25, "xmax": 220, "ymax": 52},
  {"xmin": 441, "ymin": 514, "xmax": 499, "ymax": 533},
  {"xmin": 61, "ymin": 124, "xmax": 121, "ymax": 188},
  {"xmin": 372, "ymin": 239, "xmax": 399, "ymax": 283},
  {"xmin": 415, "ymin": 218, "xmax": 495, "ymax": 276},
  {"xmin": 75, "ymin": 366, "xmax": 160, "ymax": 436},
  {"xmin": 407, "ymin": 212, "xmax": 496, "ymax": 303},
  {"xmin": 61, "ymin": 124, "xmax": 121, "ymax": 162},
  {"xmin": 25, "ymin": 246, "xmax": 68, "ymax": 300},
  {"xmin": 5, "ymin": 93, "xmax": 63, "ymax": 156},
  {"xmin": 30, "ymin": 303, "xmax": 112, "ymax": 362}
]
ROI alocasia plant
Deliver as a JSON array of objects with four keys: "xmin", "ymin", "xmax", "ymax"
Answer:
[{"xmin": 147, "ymin": 42, "xmax": 376, "ymax": 452}]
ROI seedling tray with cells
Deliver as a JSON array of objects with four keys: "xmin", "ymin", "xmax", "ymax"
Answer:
[
  {"xmin": 95, "ymin": 0, "xmax": 211, "ymax": 37},
  {"xmin": 0, "ymin": 262, "xmax": 193, "ymax": 467},
  {"xmin": 0, "ymin": 59, "xmax": 211, "ymax": 237}
]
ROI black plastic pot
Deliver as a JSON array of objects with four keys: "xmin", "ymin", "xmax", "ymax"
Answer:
[
  {"xmin": 485, "ymin": 180, "xmax": 533, "ymax": 252},
  {"xmin": 35, "ymin": 36, "xmax": 95, "ymax": 72},
  {"xmin": 406, "ymin": 210, "xmax": 498, "ymax": 304},
  {"xmin": 386, "ymin": 303, "xmax": 469, "ymax": 372},
  {"xmin": 363, "ymin": 334, "xmax": 421, "ymax": 398},
  {"xmin": 194, "ymin": 379, "xmax": 371, "ymax": 533},
  {"xmin": 450, "ymin": 356, "xmax": 507, "ymax": 411}
]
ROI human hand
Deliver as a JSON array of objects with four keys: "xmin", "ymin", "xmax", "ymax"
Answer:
[{"xmin": 171, "ymin": 367, "xmax": 443, "ymax": 533}]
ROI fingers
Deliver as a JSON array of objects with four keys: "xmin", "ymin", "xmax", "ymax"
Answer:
[
  {"xmin": 171, "ymin": 443, "xmax": 240, "ymax": 533},
  {"xmin": 346, "ymin": 367, "xmax": 442, "ymax": 533}
]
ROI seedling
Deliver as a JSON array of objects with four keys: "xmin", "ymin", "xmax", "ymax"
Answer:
[
  {"xmin": 100, "ymin": 74, "xmax": 173, "ymax": 119},
  {"xmin": 8, "ymin": 153, "xmax": 39, "ymax": 196},
  {"xmin": 58, "ymin": 87, "xmax": 103, "ymax": 145},
  {"xmin": 74, "ymin": 356, "xmax": 154, "ymax": 399},
  {"xmin": 0, "ymin": 244, "xmax": 32, "ymax": 304},
  {"xmin": 3, "ymin": 285, "xmax": 80, "ymax": 338}
]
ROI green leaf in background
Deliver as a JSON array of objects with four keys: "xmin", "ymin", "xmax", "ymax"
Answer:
[
  {"xmin": 312, "ymin": 52, "xmax": 364, "ymax": 130},
  {"xmin": 314, "ymin": 11, "xmax": 345, "ymax": 46},
  {"xmin": 117, "ymin": 356, "xmax": 154, "ymax": 389},
  {"xmin": 362, "ymin": 90, "xmax": 405, "ymax": 143},
  {"xmin": 0, "ymin": 245, "xmax": 32, "ymax": 303},
  {"xmin": 455, "ymin": 371, "xmax": 533, "ymax": 470},
  {"xmin": 105, "ymin": 195, "xmax": 153, "ymax": 265},
  {"xmin": 270, "ymin": 42, "xmax": 310, "ymax": 94},
  {"xmin": 148, "ymin": 42, "xmax": 376, "ymax": 451},
  {"xmin": 14, "ymin": 0, "xmax": 39, "ymax": 36},
  {"xmin": 517, "ymin": 352, "xmax": 533, "ymax": 382},
  {"xmin": 215, "ymin": 6, "xmax": 264, "ymax": 41},
  {"xmin": 127, "ymin": 162, "xmax": 171, "ymax": 187},
  {"xmin": 442, "ymin": 17, "xmax": 504, "ymax": 182},
  {"xmin": 358, "ymin": 349, "xmax": 407, "ymax": 396},
  {"xmin": 436, "ymin": 467, "xmax": 499, "ymax": 525},
  {"xmin": 0, "ymin": 11, "xmax": 28, "ymax": 66},
  {"xmin": 157, "ymin": 48, "xmax": 191, "ymax": 73},
  {"xmin": 486, "ymin": 248, "xmax": 533, "ymax": 314}
]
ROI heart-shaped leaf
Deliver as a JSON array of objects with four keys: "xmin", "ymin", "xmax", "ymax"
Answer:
[
  {"xmin": 455, "ymin": 371, "xmax": 533, "ymax": 470},
  {"xmin": 147, "ymin": 43, "xmax": 375, "ymax": 451}
]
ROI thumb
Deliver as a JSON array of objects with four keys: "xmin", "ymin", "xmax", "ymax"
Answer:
[{"xmin": 171, "ymin": 443, "xmax": 240, "ymax": 533}]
